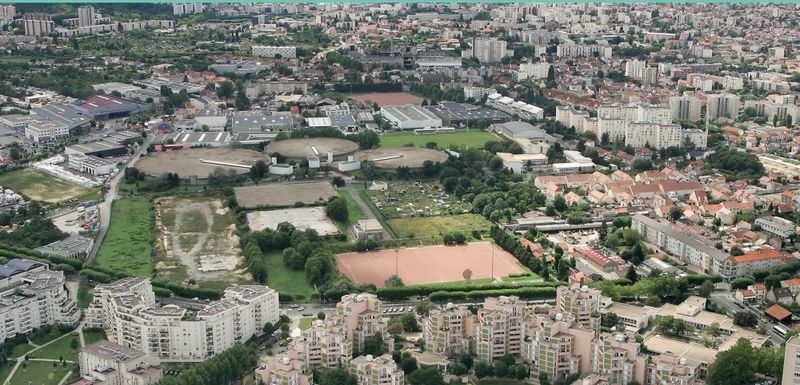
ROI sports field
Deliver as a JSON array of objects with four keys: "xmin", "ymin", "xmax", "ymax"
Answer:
[
  {"xmin": 93, "ymin": 199, "xmax": 153, "ymax": 277},
  {"xmin": 0, "ymin": 168, "xmax": 100, "ymax": 203},
  {"xmin": 336, "ymin": 242, "xmax": 523, "ymax": 287},
  {"xmin": 379, "ymin": 130, "xmax": 498, "ymax": 149}
]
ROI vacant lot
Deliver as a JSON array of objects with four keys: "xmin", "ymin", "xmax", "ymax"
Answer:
[
  {"xmin": 135, "ymin": 148, "xmax": 263, "ymax": 178},
  {"xmin": 367, "ymin": 181, "xmax": 472, "ymax": 219},
  {"xmin": 336, "ymin": 242, "xmax": 523, "ymax": 287},
  {"xmin": 234, "ymin": 181, "xmax": 337, "ymax": 208},
  {"xmin": 379, "ymin": 130, "xmax": 498, "ymax": 149},
  {"xmin": 154, "ymin": 196, "xmax": 248, "ymax": 287},
  {"xmin": 352, "ymin": 92, "xmax": 423, "ymax": 107},
  {"xmin": 263, "ymin": 250, "xmax": 315, "ymax": 299},
  {"xmin": 388, "ymin": 214, "xmax": 491, "ymax": 240},
  {"xmin": 246, "ymin": 207, "xmax": 340, "ymax": 236},
  {"xmin": 0, "ymin": 168, "xmax": 100, "ymax": 203},
  {"xmin": 94, "ymin": 199, "xmax": 153, "ymax": 277}
]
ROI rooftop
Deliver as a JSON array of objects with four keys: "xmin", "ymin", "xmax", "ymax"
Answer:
[{"xmin": 82, "ymin": 340, "xmax": 145, "ymax": 363}]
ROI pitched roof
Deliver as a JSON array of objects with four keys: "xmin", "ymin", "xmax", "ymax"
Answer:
[{"xmin": 765, "ymin": 304, "xmax": 792, "ymax": 321}]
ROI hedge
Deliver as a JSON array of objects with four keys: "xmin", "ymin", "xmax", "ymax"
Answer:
[
  {"xmin": 427, "ymin": 287, "xmax": 557, "ymax": 302},
  {"xmin": 152, "ymin": 281, "xmax": 221, "ymax": 300},
  {"xmin": 377, "ymin": 281, "xmax": 563, "ymax": 301}
]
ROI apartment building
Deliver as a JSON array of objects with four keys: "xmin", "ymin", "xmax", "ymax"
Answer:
[
  {"xmin": 22, "ymin": 14, "xmax": 54, "ymax": 36},
  {"xmin": 521, "ymin": 313, "xmax": 594, "ymax": 381},
  {"xmin": 669, "ymin": 95, "xmax": 702, "ymax": 122},
  {"xmin": 466, "ymin": 37, "xmax": 509, "ymax": 63},
  {"xmin": 86, "ymin": 278, "xmax": 279, "ymax": 361},
  {"xmin": 743, "ymin": 100, "xmax": 800, "ymax": 125},
  {"xmin": 424, "ymin": 304, "xmax": 475, "ymax": 356},
  {"xmin": 632, "ymin": 214, "xmax": 729, "ymax": 277},
  {"xmin": 755, "ymin": 215, "xmax": 796, "ymax": 237},
  {"xmin": 646, "ymin": 353, "xmax": 701, "ymax": 385},
  {"xmin": 77, "ymin": 5, "xmax": 95, "ymax": 28},
  {"xmin": 556, "ymin": 44, "xmax": 612, "ymax": 58},
  {"xmin": 598, "ymin": 104, "xmax": 671, "ymax": 124},
  {"xmin": 350, "ymin": 354, "xmax": 405, "ymax": 385},
  {"xmin": 257, "ymin": 342, "xmax": 312, "ymax": 385},
  {"xmin": 303, "ymin": 320, "xmax": 352, "ymax": 368},
  {"xmin": 752, "ymin": 79, "xmax": 791, "ymax": 93},
  {"xmin": 516, "ymin": 62, "xmax": 550, "ymax": 81},
  {"xmin": 706, "ymin": 93, "xmax": 740, "ymax": 120},
  {"xmin": 589, "ymin": 333, "xmax": 646, "ymax": 385},
  {"xmin": 77, "ymin": 340, "xmax": 162, "ymax": 385},
  {"xmin": 0, "ymin": 267, "xmax": 80, "ymax": 342},
  {"xmin": 555, "ymin": 105, "xmax": 590, "ymax": 132},
  {"xmin": 463, "ymin": 86, "xmax": 497, "ymax": 101},
  {"xmin": 556, "ymin": 285, "xmax": 601, "ymax": 330},
  {"xmin": 476, "ymin": 296, "xmax": 525, "ymax": 361},
  {"xmin": 336, "ymin": 293, "xmax": 392, "ymax": 355},
  {"xmin": 251, "ymin": 46, "xmax": 297, "ymax": 59},
  {"xmin": 714, "ymin": 250, "xmax": 789, "ymax": 281},
  {"xmin": 784, "ymin": 335, "xmax": 800, "ymax": 385},
  {"xmin": 624, "ymin": 122, "xmax": 684, "ymax": 149}
]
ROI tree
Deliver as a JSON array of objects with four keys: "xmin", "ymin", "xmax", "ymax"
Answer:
[
  {"xmin": 316, "ymin": 368, "xmax": 358, "ymax": 385},
  {"xmin": 553, "ymin": 195, "xmax": 567, "ymax": 212},
  {"xmin": 699, "ymin": 280, "xmax": 713, "ymax": 298},
  {"xmin": 317, "ymin": 311, "xmax": 326, "ymax": 320},
  {"xmin": 733, "ymin": 311, "xmax": 758, "ymax": 328},
  {"xmin": 416, "ymin": 301, "xmax": 436, "ymax": 316},
  {"xmin": 409, "ymin": 367, "xmax": 445, "ymax": 385},
  {"xmin": 669, "ymin": 206, "xmax": 683, "ymax": 221},
  {"xmin": 708, "ymin": 322, "xmax": 721, "ymax": 337},
  {"xmin": 401, "ymin": 357, "xmax": 418, "ymax": 374},
  {"xmin": 249, "ymin": 160, "xmax": 268, "ymax": 179},
  {"xmin": 325, "ymin": 197, "xmax": 348, "ymax": 222},
  {"xmin": 730, "ymin": 246, "xmax": 744, "ymax": 256},
  {"xmin": 331, "ymin": 176, "xmax": 345, "ymax": 187},
  {"xmin": 216, "ymin": 81, "xmax": 235, "ymax": 98},
  {"xmin": 474, "ymin": 361, "xmax": 493, "ymax": 378},
  {"xmin": 384, "ymin": 275, "xmax": 404, "ymax": 288},
  {"xmin": 362, "ymin": 333, "xmax": 387, "ymax": 356},
  {"xmin": 400, "ymin": 313, "xmax": 420, "ymax": 332},
  {"xmin": 449, "ymin": 362, "xmax": 468, "ymax": 375},
  {"xmin": 626, "ymin": 266, "xmax": 639, "ymax": 283},
  {"xmin": 730, "ymin": 277, "xmax": 754, "ymax": 290},
  {"xmin": 706, "ymin": 339, "xmax": 756, "ymax": 385},
  {"xmin": 462, "ymin": 268, "xmax": 473, "ymax": 283}
]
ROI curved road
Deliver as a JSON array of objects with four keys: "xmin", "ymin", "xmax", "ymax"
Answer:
[{"xmin": 84, "ymin": 138, "xmax": 152, "ymax": 266}]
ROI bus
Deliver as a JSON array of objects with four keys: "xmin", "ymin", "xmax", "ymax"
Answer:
[{"xmin": 774, "ymin": 324, "xmax": 790, "ymax": 337}]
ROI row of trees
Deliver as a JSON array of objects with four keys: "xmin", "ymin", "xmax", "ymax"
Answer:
[{"xmin": 153, "ymin": 345, "xmax": 256, "ymax": 385}]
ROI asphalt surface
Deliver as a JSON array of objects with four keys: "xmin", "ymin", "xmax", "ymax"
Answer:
[{"xmin": 710, "ymin": 290, "xmax": 784, "ymax": 345}]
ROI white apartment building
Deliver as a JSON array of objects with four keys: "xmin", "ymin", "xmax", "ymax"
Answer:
[
  {"xmin": 86, "ymin": 278, "xmax": 279, "ymax": 361},
  {"xmin": 350, "ymin": 354, "xmax": 405, "ymax": 385},
  {"xmin": 173, "ymin": 3, "xmax": 204, "ymax": 16},
  {"xmin": 25, "ymin": 121, "xmax": 69, "ymax": 143},
  {"xmin": 463, "ymin": 86, "xmax": 497, "ymax": 101},
  {"xmin": 687, "ymin": 74, "xmax": 743, "ymax": 91},
  {"xmin": 783, "ymin": 335, "xmax": 800, "ymax": 385},
  {"xmin": 556, "ymin": 44, "xmax": 612, "ymax": 58},
  {"xmin": 706, "ymin": 93, "xmax": 740, "ymax": 121},
  {"xmin": 754, "ymin": 215, "xmax": 796, "ymax": 238},
  {"xmin": 78, "ymin": 340, "xmax": 162, "ymax": 385},
  {"xmin": 646, "ymin": 353, "xmax": 701, "ymax": 385},
  {"xmin": 466, "ymin": 37, "xmax": 509, "ymax": 63},
  {"xmin": 624, "ymin": 122, "xmax": 683, "ymax": 149},
  {"xmin": 0, "ymin": 266, "xmax": 80, "ymax": 342},
  {"xmin": 77, "ymin": 6, "xmax": 95, "ymax": 28},
  {"xmin": 22, "ymin": 14, "xmax": 54, "ymax": 36},
  {"xmin": 743, "ymin": 100, "xmax": 800, "ymax": 124},
  {"xmin": 555, "ymin": 105, "xmax": 590, "ymax": 131},
  {"xmin": 0, "ymin": 5, "xmax": 15, "ymax": 21},
  {"xmin": 486, "ymin": 93, "xmax": 544, "ymax": 120},
  {"xmin": 257, "ymin": 341, "xmax": 313, "ymax": 385},
  {"xmin": 516, "ymin": 62, "xmax": 551, "ymax": 81},
  {"xmin": 625, "ymin": 59, "xmax": 646, "ymax": 79},
  {"xmin": 590, "ymin": 333, "xmax": 646, "ymax": 385},
  {"xmin": 252, "ymin": 46, "xmax": 297, "ymax": 59},
  {"xmin": 752, "ymin": 79, "xmax": 791, "ymax": 93},
  {"xmin": 669, "ymin": 95, "xmax": 702, "ymax": 122}
]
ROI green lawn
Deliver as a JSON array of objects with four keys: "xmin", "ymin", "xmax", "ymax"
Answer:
[
  {"xmin": 93, "ymin": 199, "xmax": 154, "ymax": 277},
  {"xmin": 9, "ymin": 343, "xmax": 34, "ymax": 359},
  {"xmin": 8, "ymin": 361, "xmax": 76, "ymax": 385},
  {"xmin": 0, "ymin": 168, "xmax": 100, "ymax": 204},
  {"xmin": 83, "ymin": 329, "xmax": 107, "ymax": 346},
  {"xmin": 298, "ymin": 317, "xmax": 314, "ymax": 331},
  {"xmin": 387, "ymin": 214, "xmax": 492, "ymax": 240},
  {"xmin": 0, "ymin": 362, "xmax": 14, "ymax": 385},
  {"xmin": 31, "ymin": 333, "xmax": 80, "ymax": 362},
  {"xmin": 263, "ymin": 250, "xmax": 315, "ymax": 300},
  {"xmin": 335, "ymin": 189, "xmax": 367, "ymax": 234},
  {"xmin": 379, "ymin": 130, "xmax": 498, "ymax": 149}
]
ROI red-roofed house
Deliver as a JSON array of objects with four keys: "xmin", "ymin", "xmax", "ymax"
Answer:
[
  {"xmin": 573, "ymin": 246, "xmax": 617, "ymax": 272},
  {"xmin": 765, "ymin": 304, "xmax": 792, "ymax": 323}
]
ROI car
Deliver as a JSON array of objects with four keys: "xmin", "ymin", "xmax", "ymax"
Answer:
[
  {"xmin": 383, "ymin": 308, "xmax": 389, "ymax": 313},
  {"xmin": 407, "ymin": 307, "xmax": 413, "ymax": 312},
  {"xmin": 297, "ymin": 307, "xmax": 305, "ymax": 311}
]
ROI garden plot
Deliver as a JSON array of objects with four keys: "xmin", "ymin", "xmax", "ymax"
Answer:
[{"xmin": 366, "ymin": 181, "xmax": 472, "ymax": 219}]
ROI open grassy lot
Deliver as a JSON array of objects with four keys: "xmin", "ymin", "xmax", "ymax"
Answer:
[
  {"xmin": 263, "ymin": 250, "xmax": 315, "ymax": 300},
  {"xmin": 366, "ymin": 181, "xmax": 472, "ymax": 219},
  {"xmin": 387, "ymin": 214, "xmax": 491, "ymax": 240},
  {"xmin": 0, "ymin": 168, "xmax": 100, "ymax": 203},
  {"xmin": 31, "ymin": 333, "xmax": 81, "ymax": 362},
  {"xmin": 379, "ymin": 130, "xmax": 498, "ymax": 149},
  {"xmin": 83, "ymin": 329, "xmax": 107, "ymax": 346},
  {"xmin": 7, "ymin": 361, "xmax": 76, "ymax": 385},
  {"xmin": 335, "ymin": 190, "xmax": 367, "ymax": 234},
  {"xmin": 298, "ymin": 317, "xmax": 314, "ymax": 331},
  {"xmin": 9, "ymin": 343, "xmax": 34, "ymax": 359},
  {"xmin": 94, "ymin": 199, "xmax": 154, "ymax": 277}
]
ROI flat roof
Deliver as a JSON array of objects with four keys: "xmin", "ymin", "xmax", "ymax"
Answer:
[
  {"xmin": 83, "ymin": 340, "xmax": 145, "ymax": 363},
  {"xmin": 643, "ymin": 334, "xmax": 717, "ymax": 365},
  {"xmin": 382, "ymin": 104, "xmax": 440, "ymax": 122},
  {"xmin": 425, "ymin": 102, "xmax": 510, "ymax": 122},
  {"xmin": 68, "ymin": 141, "xmax": 126, "ymax": 154}
]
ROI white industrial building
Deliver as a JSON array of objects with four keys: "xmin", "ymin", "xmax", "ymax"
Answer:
[
  {"xmin": 380, "ymin": 105, "xmax": 442, "ymax": 130},
  {"xmin": 68, "ymin": 153, "xmax": 116, "ymax": 176},
  {"xmin": 85, "ymin": 277, "xmax": 279, "ymax": 361},
  {"xmin": 25, "ymin": 121, "xmax": 69, "ymax": 143},
  {"xmin": 485, "ymin": 93, "xmax": 544, "ymax": 120},
  {"xmin": 497, "ymin": 152, "xmax": 548, "ymax": 173},
  {"xmin": 195, "ymin": 108, "xmax": 228, "ymax": 131}
]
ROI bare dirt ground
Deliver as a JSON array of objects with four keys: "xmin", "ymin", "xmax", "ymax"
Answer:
[
  {"xmin": 352, "ymin": 92, "xmax": 423, "ymax": 107},
  {"xmin": 246, "ymin": 206, "xmax": 340, "ymax": 236},
  {"xmin": 234, "ymin": 181, "xmax": 337, "ymax": 208},
  {"xmin": 153, "ymin": 196, "xmax": 251, "ymax": 287}
]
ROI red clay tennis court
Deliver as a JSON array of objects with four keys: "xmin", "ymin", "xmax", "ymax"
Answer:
[{"xmin": 335, "ymin": 242, "xmax": 524, "ymax": 287}]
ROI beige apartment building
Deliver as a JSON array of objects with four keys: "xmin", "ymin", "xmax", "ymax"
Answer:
[
  {"xmin": 556, "ymin": 285, "xmax": 602, "ymax": 331},
  {"xmin": 86, "ymin": 278, "xmax": 279, "ymax": 361},
  {"xmin": 590, "ymin": 333, "xmax": 646, "ymax": 385},
  {"xmin": 337, "ymin": 293, "xmax": 393, "ymax": 355},
  {"xmin": 476, "ymin": 296, "xmax": 525, "ymax": 361},
  {"xmin": 424, "ymin": 304, "xmax": 475, "ymax": 356}
]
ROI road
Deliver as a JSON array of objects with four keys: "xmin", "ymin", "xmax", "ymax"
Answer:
[
  {"xmin": 84, "ymin": 137, "xmax": 152, "ymax": 266},
  {"xmin": 342, "ymin": 179, "xmax": 393, "ymax": 240},
  {"xmin": 710, "ymin": 291, "xmax": 784, "ymax": 345}
]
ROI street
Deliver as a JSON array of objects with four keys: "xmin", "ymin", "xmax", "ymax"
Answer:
[{"xmin": 710, "ymin": 291, "xmax": 784, "ymax": 345}]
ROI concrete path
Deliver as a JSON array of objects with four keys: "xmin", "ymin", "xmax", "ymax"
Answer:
[
  {"xmin": 57, "ymin": 371, "xmax": 74, "ymax": 385},
  {"xmin": 2, "ymin": 329, "xmax": 80, "ymax": 385}
]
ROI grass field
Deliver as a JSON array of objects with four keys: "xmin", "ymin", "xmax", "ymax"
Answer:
[
  {"xmin": 263, "ymin": 250, "xmax": 315, "ymax": 300},
  {"xmin": 9, "ymin": 343, "xmax": 33, "ymax": 358},
  {"xmin": 94, "ymin": 199, "xmax": 154, "ymax": 277},
  {"xmin": 83, "ymin": 329, "xmax": 107, "ymax": 346},
  {"xmin": 335, "ymin": 190, "xmax": 367, "ymax": 235},
  {"xmin": 298, "ymin": 317, "xmax": 314, "ymax": 331},
  {"xmin": 379, "ymin": 130, "xmax": 498, "ymax": 149},
  {"xmin": 7, "ymin": 361, "xmax": 76, "ymax": 385},
  {"xmin": 32, "ymin": 333, "xmax": 81, "ymax": 362},
  {"xmin": 0, "ymin": 168, "xmax": 100, "ymax": 203},
  {"xmin": 387, "ymin": 214, "xmax": 491, "ymax": 240}
]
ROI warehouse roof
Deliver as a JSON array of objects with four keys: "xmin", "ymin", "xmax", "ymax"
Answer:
[{"xmin": 382, "ymin": 104, "xmax": 440, "ymax": 122}]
